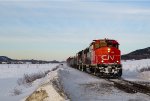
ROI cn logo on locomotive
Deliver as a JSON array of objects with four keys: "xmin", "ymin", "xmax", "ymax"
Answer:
[{"xmin": 101, "ymin": 55, "xmax": 114, "ymax": 61}]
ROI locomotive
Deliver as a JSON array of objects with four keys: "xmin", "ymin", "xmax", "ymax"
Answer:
[{"xmin": 67, "ymin": 39, "xmax": 122, "ymax": 78}]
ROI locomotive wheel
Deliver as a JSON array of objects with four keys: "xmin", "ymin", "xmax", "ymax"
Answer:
[
  {"xmin": 81, "ymin": 66, "xmax": 83, "ymax": 71},
  {"xmin": 114, "ymin": 69, "xmax": 122, "ymax": 78},
  {"xmin": 78, "ymin": 65, "xmax": 80, "ymax": 70},
  {"xmin": 94, "ymin": 68, "xmax": 98, "ymax": 76},
  {"xmin": 82, "ymin": 65, "xmax": 84, "ymax": 71},
  {"xmin": 79, "ymin": 66, "xmax": 81, "ymax": 70},
  {"xmin": 90, "ymin": 67, "xmax": 95, "ymax": 74},
  {"xmin": 82, "ymin": 65, "xmax": 86, "ymax": 72},
  {"xmin": 117, "ymin": 69, "xmax": 122, "ymax": 77},
  {"xmin": 90, "ymin": 67, "xmax": 93, "ymax": 73},
  {"xmin": 80, "ymin": 65, "xmax": 82, "ymax": 70}
]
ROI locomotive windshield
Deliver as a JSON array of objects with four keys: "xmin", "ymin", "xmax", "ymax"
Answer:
[
  {"xmin": 107, "ymin": 40, "xmax": 119, "ymax": 48},
  {"xmin": 94, "ymin": 40, "xmax": 107, "ymax": 49},
  {"xmin": 107, "ymin": 43, "xmax": 118, "ymax": 48},
  {"xmin": 94, "ymin": 40, "xmax": 119, "ymax": 49}
]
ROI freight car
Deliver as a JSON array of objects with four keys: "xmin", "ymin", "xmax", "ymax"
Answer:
[{"xmin": 67, "ymin": 39, "xmax": 122, "ymax": 78}]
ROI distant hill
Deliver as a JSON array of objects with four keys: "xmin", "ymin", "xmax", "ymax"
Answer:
[
  {"xmin": 0, "ymin": 56, "xmax": 12, "ymax": 62},
  {"xmin": 121, "ymin": 47, "xmax": 150, "ymax": 60},
  {"xmin": 0, "ymin": 56, "xmax": 60, "ymax": 64}
]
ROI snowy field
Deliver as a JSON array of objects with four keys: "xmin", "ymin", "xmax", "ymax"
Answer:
[
  {"xmin": 122, "ymin": 59, "xmax": 150, "ymax": 81},
  {"xmin": 0, "ymin": 64, "xmax": 59, "ymax": 101},
  {"xmin": 0, "ymin": 59, "xmax": 150, "ymax": 101}
]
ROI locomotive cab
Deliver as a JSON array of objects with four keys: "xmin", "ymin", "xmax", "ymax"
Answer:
[
  {"xmin": 91, "ymin": 39, "xmax": 120, "ymax": 64},
  {"xmin": 90, "ymin": 39, "xmax": 122, "ymax": 77}
]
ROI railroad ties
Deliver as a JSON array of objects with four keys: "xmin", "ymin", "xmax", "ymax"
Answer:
[{"xmin": 106, "ymin": 78, "xmax": 150, "ymax": 96}]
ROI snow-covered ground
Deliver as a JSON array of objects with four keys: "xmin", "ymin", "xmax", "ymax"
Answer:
[
  {"xmin": 59, "ymin": 63, "xmax": 150, "ymax": 101},
  {"xmin": 0, "ymin": 59, "xmax": 150, "ymax": 101},
  {"xmin": 0, "ymin": 64, "xmax": 59, "ymax": 101},
  {"xmin": 122, "ymin": 59, "xmax": 150, "ymax": 81},
  {"xmin": 21, "ymin": 67, "xmax": 67, "ymax": 101}
]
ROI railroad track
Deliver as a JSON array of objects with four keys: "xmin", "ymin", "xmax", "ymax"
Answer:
[
  {"xmin": 106, "ymin": 78, "xmax": 150, "ymax": 96},
  {"xmin": 70, "ymin": 66, "xmax": 150, "ymax": 96},
  {"xmin": 84, "ymin": 69, "xmax": 150, "ymax": 96}
]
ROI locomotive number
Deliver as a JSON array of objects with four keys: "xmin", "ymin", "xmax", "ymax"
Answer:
[{"xmin": 101, "ymin": 55, "xmax": 114, "ymax": 61}]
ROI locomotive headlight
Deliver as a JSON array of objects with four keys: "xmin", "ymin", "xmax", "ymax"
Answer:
[
  {"xmin": 116, "ymin": 61, "xmax": 119, "ymax": 63},
  {"xmin": 108, "ymin": 48, "xmax": 110, "ymax": 52},
  {"xmin": 101, "ymin": 60, "xmax": 104, "ymax": 63}
]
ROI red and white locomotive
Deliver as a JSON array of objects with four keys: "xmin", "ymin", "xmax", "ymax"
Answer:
[{"xmin": 67, "ymin": 39, "xmax": 122, "ymax": 78}]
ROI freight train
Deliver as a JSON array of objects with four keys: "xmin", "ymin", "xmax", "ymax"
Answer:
[{"xmin": 67, "ymin": 39, "xmax": 122, "ymax": 78}]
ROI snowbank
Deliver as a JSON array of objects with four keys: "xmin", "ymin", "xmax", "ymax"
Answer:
[
  {"xmin": 122, "ymin": 59, "xmax": 150, "ymax": 81},
  {"xmin": 23, "ymin": 69, "xmax": 67, "ymax": 101},
  {"xmin": 138, "ymin": 71, "xmax": 150, "ymax": 80}
]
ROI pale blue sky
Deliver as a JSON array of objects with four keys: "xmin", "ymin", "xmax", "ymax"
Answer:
[{"xmin": 0, "ymin": 0, "xmax": 150, "ymax": 61}]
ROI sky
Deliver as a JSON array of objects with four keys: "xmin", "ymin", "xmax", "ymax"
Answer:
[{"xmin": 0, "ymin": 0, "xmax": 150, "ymax": 61}]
